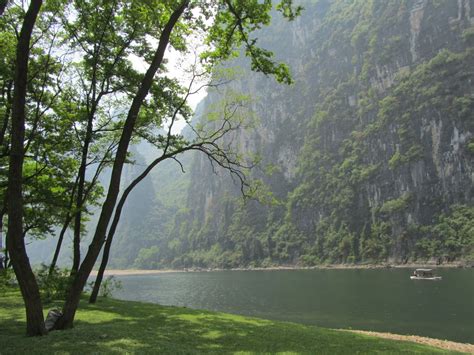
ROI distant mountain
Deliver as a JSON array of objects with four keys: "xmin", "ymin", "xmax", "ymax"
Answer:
[
  {"xmin": 31, "ymin": 0, "xmax": 474, "ymax": 270},
  {"xmin": 146, "ymin": 0, "xmax": 473, "ymax": 268}
]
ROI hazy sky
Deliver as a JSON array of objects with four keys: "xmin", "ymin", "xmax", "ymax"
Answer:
[{"xmin": 130, "ymin": 39, "xmax": 209, "ymax": 134}]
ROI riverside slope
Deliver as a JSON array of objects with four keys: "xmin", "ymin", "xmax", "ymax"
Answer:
[{"xmin": 0, "ymin": 289, "xmax": 470, "ymax": 354}]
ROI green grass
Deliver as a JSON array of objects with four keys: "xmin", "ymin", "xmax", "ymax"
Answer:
[{"xmin": 0, "ymin": 289, "xmax": 459, "ymax": 354}]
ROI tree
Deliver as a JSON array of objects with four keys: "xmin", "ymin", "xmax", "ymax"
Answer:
[
  {"xmin": 6, "ymin": 0, "xmax": 46, "ymax": 336},
  {"xmin": 4, "ymin": 0, "xmax": 301, "ymax": 334},
  {"xmin": 58, "ymin": 0, "xmax": 143, "ymax": 274},
  {"xmin": 1, "ymin": 0, "xmax": 79, "ymax": 273},
  {"xmin": 57, "ymin": 0, "xmax": 301, "ymax": 330},
  {"xmin": 89, "ymin": 85, "xmax": 254, "ymax": 303}
]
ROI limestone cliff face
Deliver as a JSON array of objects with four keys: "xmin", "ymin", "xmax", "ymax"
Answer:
[{"xmin": 164, "ymin": 0, "xmax": 474, "ymax": 268}]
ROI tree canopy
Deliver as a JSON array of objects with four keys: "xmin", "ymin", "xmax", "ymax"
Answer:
[{"xmin": 1, "ymin": 0, "xmax": 300, "ymax": 335}]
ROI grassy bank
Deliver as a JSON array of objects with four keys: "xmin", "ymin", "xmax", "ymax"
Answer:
[{"xmin": 0, "ymin": 290, "xmax": 462, "ymax": 354}]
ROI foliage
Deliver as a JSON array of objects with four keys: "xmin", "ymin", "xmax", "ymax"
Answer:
[
  {"xmin": 467, "ymin": 140, "xmax": 474, "ymax": 154},
  {"xmin": 379, "ymin": 193, "xmax": 412, "ymax": 214},
  {"xmin": 100, "ymin": 276, "xmax": 122, "ymax": 298},
  {"xmin": 411, "ymin": 205, "xmax": 474, "ymax": 262},
  {"xmin": 0, "ymin": 3, "xmax": 84, "ymax": 242},
  {"xmin": 0, "ymin": 268, "xmax": 17, "ymax": 293},
  {"xmin": 24, "ymin": 0, "xmax": 472, "ymax": 272},
  {"xmin": 35, "ymin": 265, "xmax": 73, "ymax": 304},
  {"xmin": 132, "ymin": 0, "xmax": 474, "ymax": 270},
  {"xmin": 360, "ymin": 222, "xmax": 391, "ymax": 262},
  {"xmin": 462, "ymin": 26, "xmax": 474, "ymax": 42},
  {"xmin": 430, "ymin": 205, "xmax": 474, "ymax": 262},
  {"xmin": 0, "ymin": 289, "xmax": 454, "ymax": 354},
  {"xmin": 134, "ymin": 246, "xmax": 161, "ymax": 269},
  {"xmin": 87, "ymin": 275, "xmax": 123, "ymax": 299},
  {"xmin": 2, "ymin": 0, "xmax": 307, "ymax": 332}
]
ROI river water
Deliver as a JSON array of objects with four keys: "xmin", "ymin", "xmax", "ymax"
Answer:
[{"xmin": 112, "ymin": 268, "xmax": 474, "ymax": 343}]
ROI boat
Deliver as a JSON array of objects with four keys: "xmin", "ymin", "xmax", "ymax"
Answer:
[{"xmin": 410, "ymin": 268, "xmax": 442, "ymax": 280}]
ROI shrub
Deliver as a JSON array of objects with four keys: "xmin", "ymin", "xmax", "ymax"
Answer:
[
  {"xmin": 380, "ymin": 193, "xmax": 412, "ymax": 214},
  {"xmin": 0, "ymin": 268, "xmax": 17, "ymax": 293},
  {"xmin": 467, "ymin": 141, "xmax": 474, "ymax": 154},
  {"xmin": 35, "ymin": 264, "xmax": 73, "ymax": 303},
  {"xmin": 431, "ymin": 205, "xmax": 474, "ymax": 262},
  {"xmin": 299, "ymin": 254, "xmax": 320, "ymax": 266},
  {"xmin": 88, "ymin": 276, "xmax": 122, "ymax": 298}
]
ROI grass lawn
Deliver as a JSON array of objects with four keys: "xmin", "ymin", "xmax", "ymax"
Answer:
[{"xmin": 0, "ymin": 289, "xmax": 461, "ymax": 354}]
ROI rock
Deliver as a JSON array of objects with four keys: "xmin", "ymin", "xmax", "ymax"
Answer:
[{"xmin": 44, "ymin": 308, "xmax": 63, "ymax": 331}]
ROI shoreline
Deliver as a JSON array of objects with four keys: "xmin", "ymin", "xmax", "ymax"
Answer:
[
  {"xmin": 91, "ymin": 262, "xmax": 470, "ymax": 276},
  {"xmin": 86, "ymin": 270, "xmax": 474, "ymax": 352},
  {"xmin": 340, "ymin": 330, "xmax": 474, "ymax": 353},
  {"xmin": 3, "ymin": 290, "xmax": 472, "ymax": 353}
]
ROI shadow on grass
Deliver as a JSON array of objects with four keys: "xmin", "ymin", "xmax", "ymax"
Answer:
[{"xmin": 0, "ymin": 292, "xmax": 454, "ymax": 354}]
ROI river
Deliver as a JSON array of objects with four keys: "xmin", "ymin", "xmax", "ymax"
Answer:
[{"xmin": 112, "ymin": 268, "xmax": 474, "ymax": 343}]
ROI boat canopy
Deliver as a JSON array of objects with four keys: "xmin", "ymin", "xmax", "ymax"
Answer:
[{"xmin": 414, "ymin": 269, "xmax": 435, "ymax": 276}]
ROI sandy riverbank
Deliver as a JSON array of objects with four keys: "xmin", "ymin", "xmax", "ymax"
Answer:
[
  {"xmin": 90, "ymin": 263, "xmax": 469, "ymax": 276},
  {"xmin": 90, "ymin": 269, "xmax": 188, "ymax": 276},
  {"xmin": 342, "ymin": 330, "xmax": 474, "ymax": 354}
]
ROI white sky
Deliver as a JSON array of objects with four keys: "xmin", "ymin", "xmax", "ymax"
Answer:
[{"xmin": 130, "ymin": 36, "xmax": 210, "ymax": 134}]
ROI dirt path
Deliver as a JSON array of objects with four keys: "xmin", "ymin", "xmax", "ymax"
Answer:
[{"xmin": 344, "ymin": 330, "xmax": 474, "ymax": 353}]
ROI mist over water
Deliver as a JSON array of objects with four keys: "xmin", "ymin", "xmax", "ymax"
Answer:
[{"xmin": 113, "ymin": 268, "xmax": 474, "ymax": 343}]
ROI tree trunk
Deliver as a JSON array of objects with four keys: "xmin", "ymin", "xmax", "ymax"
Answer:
[
  {"xmin": 0, "ymin": 0, "xmax": 8, "ymax": 17},
  {"xmin": 4, "ymin": 236, "xmax": 9, "ymax": 269},
  {"xmin": 55, "ymin": 1, "xmax": 189, "ymax": 329},
  {"xmin": 0, "ymin": 232, "xmax": 3, "ymax": 269},
  {"xmin": 71, "ymin": 100, "xmax": 98, "ymax": 273},
  {"xmin": 49, "ymin": 174, "xmax": 78, "ymax": 274},
  {"xmin": 71, "ymin": 145, "xmax": 88, "ymax": 274},
  {"xmin": 0, "ymin": 81, "xmax": 12, "ymax": 151},
  {"xmin": 0, "ymin": 209, "xmax": 5, "ymax": 269},
  {"xmin": 6, "ymin": 0, "xmax": 45, "ymax": 336},
  {"xmin": 49, "ymin": 213, "xmax": 72, "ymax": 274},
  {"xmin": 89, "ymin": 153, "xmax": 170, "ymax": 303}
]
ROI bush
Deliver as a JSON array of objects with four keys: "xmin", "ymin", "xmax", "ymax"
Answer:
[
  {"xmin": 0, "ymin": 268, "xmax": 17, "ymax": 293},
  {"xmin": 133, "ymin": 246, "xmax": 160, "ymax": 269},
  {"xmin": 299, "ymin": 254, "xmax": 320, "ymax": 266},
  {"xmin": 379, "ymin": 193, "xmax": 412, "ymax": 214},
  {"xmin": 100, "ymin": 276, "xmax": 122, "ymax": 298},
  {"xmin": 35, "ymin": 264, "xmax": 73, "ymax": 303},
  {"xmin": 260, "ymin": 257, "xmax": 275, "ymax": 268},
  {"xmin": 431, "ymin": 205, "xmax": 474, "ymax": 262},
  {"xmin": 467, "ymin": 141, "xmax": 474, "ymax": 154},
  {"xmin": 88, "ymin": 276, "xmax": 122, "ymax": 298}
]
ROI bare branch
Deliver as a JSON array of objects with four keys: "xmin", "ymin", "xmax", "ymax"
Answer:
[{"xmin": 171, "ymin": 156, "xmax": 185, "ymax": 173}]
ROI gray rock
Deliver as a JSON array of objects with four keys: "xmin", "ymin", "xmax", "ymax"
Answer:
[{"xmin": 44, "ymin": 308, "xmax": 63, "ymax": 331}]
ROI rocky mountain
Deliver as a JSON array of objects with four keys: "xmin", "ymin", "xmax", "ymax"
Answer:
[{"xmin": 108, "ymin": 0, "xmax": 474, "ymax": 269}]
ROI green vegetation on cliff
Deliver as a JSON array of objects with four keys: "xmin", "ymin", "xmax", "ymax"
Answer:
[{"xmin": 97, "ymin": 0, "xmax": 474, "ymax": 270}]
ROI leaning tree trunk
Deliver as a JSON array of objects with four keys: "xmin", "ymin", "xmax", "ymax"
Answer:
[
  {"xmin": 6, "ymin": 0, "xmax": 46, "ymax": 336},
  {"xmin": 88, "ymin": 177, "xmax": 152, "ymax": 304},
  {"xmin": 55, "ymin": 1, "xmax": 189, "ymax": 330},
  {"xmin": 49, "ymin": 213, "xmax": 72, "ymax": 275},
  {"xmin": 71, "ymin": 137, "xmax": 89, "ymax": 274},
  {"xmin": 71, "ymin": 104, "xmax": 98, "ymax": 274},
  {"xmin": 89, "ymin": 152, "xmax": 172, "ymax": 303}
]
